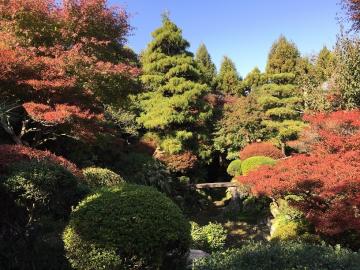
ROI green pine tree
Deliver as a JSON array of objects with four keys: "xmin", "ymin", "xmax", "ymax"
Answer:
[
  {"xmin": 266, "ymin": 35, "xmax": 300, "ymax": 74},
  {"xmin": 254, "ymin": 73, "xmax": 306, "ymax": 154},
  {"xmin": 217, "ymin": 56, "xmax": 242, "ymax": 95},
  {"xmin": 195, "ymin": 43, "xmax": 217, "ymax": 88},
  {"xmin": 241, "ymin": 67, "xmax": 264, "ymax": 94},
  {"xmin": 137, "ymin": 15, "xmax": 212, "ymax": 159},
  {"xmin": 315, "ymin": 46, "xmax": 335, "ymax": 82}
]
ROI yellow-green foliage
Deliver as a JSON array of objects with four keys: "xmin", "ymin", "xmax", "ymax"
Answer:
[
  {"xmin": 137, "ymin": 15, "xmax": 212, "ymax": 159},
  {"xmin": 82, "ymin": 167, "xmax": 123, "ymax": 189},
  {"xmin": 241, "ymin": 156, "xmax": 276, "ymax": 175},
  {"xmin": 226, "ymin": 159, "xmax": 242, "ymax": 176},
  {"xmin": 191, "ymin": 222, "xmax": 227, "ymax": 253},
  {"xmin": 270, "ymin": 197, "xmax": 310, "ymax": 241},
  {"xmin": 63, "ymin": 184, "xmax": 191, "ymax": 270}
]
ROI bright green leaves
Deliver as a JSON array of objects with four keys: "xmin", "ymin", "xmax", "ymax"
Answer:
[{"xmin": 137, "ymin": 16, "xmax": 212, "ymax": 160}]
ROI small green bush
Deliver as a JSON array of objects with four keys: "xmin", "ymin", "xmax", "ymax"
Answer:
[
  {"xmin": 116, "ymin": 152, "xmax": 174, "ymax": 195},
  {"xmin": 191, "ymin": 222, "xmax": 227, "ymax": 253},
  {"xmin": 226, "ymin": 159, "xmax": 242, "ymax": 176},
  {"xmin": 270, "ymin": 197, "xmax": 312, "ymax": 241},
  {"xmin": 193, "ymin": 241, "xmax": 360, "ymax": 270},
  {"xmin": 3, "ymin": 160, "xmax": 84, "ymax": 219},
  {"xmin": 241, "ymin": 156, "xmax": 276, "ymax": 175},
  {"xmin": 82, "ymin": 167, "xmax": 123, "ymax": 189},
  {"xmin": 63, "ymin": 184, "xmax": 191, "ymax": 270}
]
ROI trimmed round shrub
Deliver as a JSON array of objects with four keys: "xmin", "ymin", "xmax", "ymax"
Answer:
[
  {"xmin": 226, "ymin": 159, "xmax": 242, "ymax": 177},
  {"xmin": 241, "ymin": 156, "xmax": 276, "ymax": 175},
  {"xmin": 239, "ymin": 142, "xmax": 285, "ymax": 160},
  {"xmin": 3, "ymin": 160, "xmax": 84, "ymax": 219},
  {"xmin": 82, "ymin": 167, "xmax": 123, "ymax": 189},
  {"xmin": 63, "ymin": 184, "xmax": 191, "ymax": 270},
  {"xmin": 191, "ymin": 222, "xmax": 227, "ymax": 253},
  {"xmin": 193, "ymin": 241, "xmax": 360, "ymax": 270}
]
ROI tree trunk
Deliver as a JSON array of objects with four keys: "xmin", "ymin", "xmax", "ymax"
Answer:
[{"xmin": 0, "ymin": 116, "xmax": 23, "ymax": 145}]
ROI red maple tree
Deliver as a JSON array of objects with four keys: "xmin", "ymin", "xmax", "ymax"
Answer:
[
  {"xmin": 238, "ymin": 111, "xmax": 360, "ymax": 238},
  {"xmin": 0, "ymin": 0, "xmax": 139, "ymax": 146}
]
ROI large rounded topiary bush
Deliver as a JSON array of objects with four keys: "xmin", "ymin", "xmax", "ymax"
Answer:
[
  {"xmin": 241, "ymin": 156, "xmax": 276, "ymax": 175},
  {"xmin": 63, "ymin": 184, "xmax": 191, "ymax": 270},
  {"xmin": 82, "ymin": 167, "xmax": 124, "ymax": 189}
]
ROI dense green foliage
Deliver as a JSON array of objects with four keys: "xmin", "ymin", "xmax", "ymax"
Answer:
[
  {"xmin": 191, "ymin": 222, "xmax": 227, "ymax": 253},
  {"xmin": 82, "ymin": 167, "xmax": 124, "ymax": 189},
  {"xmin": 137, "ymin": 15, "xmax": 212, "ymax": 160},
  {"xmin": 116, "ymin": 152, "xmax": 174, "ymax": 195},
  {"xmin": 269, "ymin": 197, "xmax": 311, "ymax": 241},
  {"xmin": 241, "ymin": 156, "xmax": 276, "ymax": 175},
  {"xmin": 63, "ymin": 184, "xmax": 191, "ymax": 270},
  {"xmin": 254, "ymin": 73, "xmax": 306, "ymax": 151},
  {"xmin": 195, "ymin": 43, "xmax": 217, "ymax": 88},
  {"xmin": 226, "ymin": 159, "xmax": 242, "ymax": 176},
  {"xmin": 216, "ymin": 56, "xmax": 242, "ymax": 95},
  {"xmin": 213, "ymin": 96, "xmax": 267, "ymax": 159},
  {"xmin": 1, "ymin": 159, "xmax": 85, "ymax": 270},
  {"xmin": 335, "ymin": 32, "xmax": 360, "ymax": 109},
  {"xmin": 192, "ymin": 241, "xmax": 360, "ymax": 270},
  {"xmin": 266, "ymin": 36, "xmax": 300, "ymax": 74},
  {"xmin": 4, "ymin": 160, "xmax": 83, "ymax": 219}
]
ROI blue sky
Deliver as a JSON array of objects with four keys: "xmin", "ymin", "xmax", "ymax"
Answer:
[{"xmin": 110, "ymin": 0, "xmax": 343, "ymax": 76}]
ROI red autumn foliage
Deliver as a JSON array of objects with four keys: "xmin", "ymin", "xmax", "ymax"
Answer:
[
  {"xmin": 0, "ymin": 0, "xmax": 139, "ymax": 145},
  {"xmin": 0, "ymin": 144, "xmax": 81, "ymax": 177},
  {"xmin": 154, "ymin": 150, "xmax": 198, "ymax": 172},
  {"xmin": 239, "ymin": 142, "xmax": 285, "ymax": 160},
  {"xmin": 23, "ymin": 102, "xmax": 100, "ymax": 124},
  {"xmin": 343, "ymin": 0, "xmax": 360, "ymax": 31},
  {"xmin": 238, "ymin": 110, "xmax": 360, "ymax": 237}
]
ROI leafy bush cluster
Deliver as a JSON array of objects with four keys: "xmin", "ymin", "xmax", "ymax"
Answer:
[
  {"xmin": 82, "ymin": 167, "xmax": 124, "ymax": 189},
  {"xmin": 193, "ymin": 241, "xmax": 360, "ymax": 270},
  {"xmin": 241, "ymin": 156, "xmax": 277, "ymax": 175},
  {"xmin": 239, "ymin": 142, "xmax": 285, "ymax": 160},
  {"xmin": 63, "ymin": 184, "xmax": 191, "ymax": 270},
  {"xmin": 191, "ymin": 222, "xmax": 227, "ymax": 253},
  {"xmin": 0, "ymin": 155, "xmax": 86, "ymax": 269},
  {"xmin": 269, "ymin": 197, "xmax": 312, "ymax": 241}
]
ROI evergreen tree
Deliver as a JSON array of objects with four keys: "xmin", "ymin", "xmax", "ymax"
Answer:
[
  {"xmin": 266, "ymin": 36, "xmax": 300, "ymax": 74},
  {"xmin": 315, "ymin": 46, "xmax": 335, "ymax": 83},
  {"xmin": 137, "ymin": 15, "xmax": 212, "ymax": 159},
  {"xmin": 241, "ymin": 67, "xmax": 264, "ymax": 94},
  {"xmin": 217, "ymin": 56, "xmax": 242, "ymax": 95},
  {"xmin": 195, "ymin": 43, "xmax": 217, "ymax": 88},
  {"xmin": 254, "ymin": 73, "xmax": 305, "ymax": 154}
]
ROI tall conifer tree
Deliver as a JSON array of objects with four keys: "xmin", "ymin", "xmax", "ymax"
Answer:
[
  {"xmin": 254, "ymin": 73, "xmax": 305, "ymax": 154},
  {"xmin": 217, "ymin": 56, "xmax": 242, "ymax": 95},
  {"xmin": 266, "ymin": 36, "xmax": 300, "ymax": 74},
  {"xmin": 138, "ymin": 15, "xmax": 212, "ymax": 159},
  {"xmin": 195, "ymin": 43, "xmax": 217, "ymax": 88}
]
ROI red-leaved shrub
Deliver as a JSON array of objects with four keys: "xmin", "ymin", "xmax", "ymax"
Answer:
[
  {"xmin": 239, "ymin": 142, "xmax": 285, "ymax": 160},
  {"xmin": 238, "ymin": 111, "xmax": 360, "ymax": 238},
  {"xmin": 0, "ymin": 144, "xmax": 81, "ymax": 177}
]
